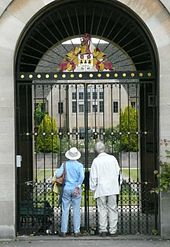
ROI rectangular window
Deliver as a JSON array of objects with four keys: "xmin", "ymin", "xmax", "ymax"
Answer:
[
  {"xmin": 79, "ymin": 103, "xmax": 84, "ymax": 112},
  {"xmin": 92, "ymin": 104, "xmax": 98, "ymax": 112},
  {"xmin": 92, "ymin": 92, "xmax": 97, "ymax": 99},
  {"xmin": 79, "ymin": 92, "xmax": 84, "ymax": 100},
  {"xmin": 113, "ymin": 101, "xmax": 118, "ymax": 113},
  {"xmin": 58, "ymin": 102, "xmax": 63, "ymax": 114},
  {"xmin": 99, "ymin": 101, "xmax": 104, "ymax": 112},
  {"xmin": 87, "ymin": 92, "xmax": 91, "ymax": 99},
  {"xmin": 99, "ymin": 91, "xmax": 104, "ymax": 99},
  {"xmin": 72, "ymin": 92, "xmax": 77, "ymax": 100},
  {"xmin": 72, "ymin": 101, "xmax": 77, "ymax": 113}
]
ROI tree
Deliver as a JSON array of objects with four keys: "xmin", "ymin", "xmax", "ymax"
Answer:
[
  {"xmin": 36, "ymin": 114, "xmax": 59, "ymax": 153},
  {"xmin": 119, "ymin": 106, "xmax": 138, "ymax": 152},
  {"xmin": 34, "ymin": 103, "xmax": 46, "ymax": 126},
  {"xmin": 105, "ymin": 127, "xmax": 120, "ymax": 153},
  {"xmin": 105, "ymin": 106, "xmax": 138, "ymax": 152}
]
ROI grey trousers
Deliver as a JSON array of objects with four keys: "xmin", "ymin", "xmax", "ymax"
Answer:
[{"xmin": 97, "ymin": 195, "xmax": 118, "ymax": 234}]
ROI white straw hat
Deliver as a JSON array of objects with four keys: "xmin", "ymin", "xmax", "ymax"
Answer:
[{"xmin": 65, "ymin": 147, "xmax": 81, "ymax": 160}]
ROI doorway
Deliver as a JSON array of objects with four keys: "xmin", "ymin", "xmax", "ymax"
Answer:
[{"xmin": 15, "ymin": 0, "xmax": 159, "ymax": 235}]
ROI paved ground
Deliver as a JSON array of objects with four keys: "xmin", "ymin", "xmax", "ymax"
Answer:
[{"xmin": 0, "ymin": 236, "xmax": 170, "ymax": 247}]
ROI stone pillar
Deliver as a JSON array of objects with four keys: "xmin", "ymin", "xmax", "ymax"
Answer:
[
  {"xmin": 160, "ymin": 192, "xmax": 170, "ymax": 238},
  {"xmin": 0, "ymin": 34, "xmax": 16, "ymax": 239}
]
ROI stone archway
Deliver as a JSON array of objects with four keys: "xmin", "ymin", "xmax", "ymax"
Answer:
[
  {"xmin": 0, "ymin": 0, "xmax": 170, "ymax": 239},
  {"xmin": 15, "ymin": 0, "xmax": 159, "ymax": 235}
]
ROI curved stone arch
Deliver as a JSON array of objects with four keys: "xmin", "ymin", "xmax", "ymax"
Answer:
[
  {"xmin": 14, "ymin": 1, "xmax": 159, "ymax": 73},
  {"xmin": 14, "ymin": 0, "xmax": 157, "ymax": 235},
  {"xmin": 0, "ymin": 0, "xmax": 170, "ymax": 239},
  {"xmin": 0, "ymin": 0, "xmax": 169, "ymax": 75},
  {"xmin": 0, "ymin": 0, "xmax": 169, "ymax": 18},
  {"xmin": 0, "ymin": 0, "xmax": 169, "ymax": 48}
]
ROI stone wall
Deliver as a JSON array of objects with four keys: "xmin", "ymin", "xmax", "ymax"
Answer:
[{"xmin": 0, "ymin": 0, "xmax": 170, "ymax": 238}]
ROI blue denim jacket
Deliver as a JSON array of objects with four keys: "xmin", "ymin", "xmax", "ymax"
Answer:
[{"xmin": 55, "ymin": 160, "xmax": 84, "ymax": 190}]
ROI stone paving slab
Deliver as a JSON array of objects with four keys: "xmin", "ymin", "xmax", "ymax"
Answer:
[{"xmin": 0, "ymin": 236, "xmax": 170, "ymax": 247}]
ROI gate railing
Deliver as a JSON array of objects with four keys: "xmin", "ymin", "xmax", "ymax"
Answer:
[{"xmin": 18, "ymin": 180, "xmax": 158, "ymax": 235}]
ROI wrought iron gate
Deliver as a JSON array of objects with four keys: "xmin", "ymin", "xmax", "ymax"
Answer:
[
  {"xmin": 16, "ymin": 71, "xmax": 158, "ymax": 235},
  {"xmin": 15, "ymin": 0, "xmax": 159, "ymax": 236}
]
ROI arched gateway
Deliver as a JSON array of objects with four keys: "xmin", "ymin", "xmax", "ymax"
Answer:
[{"xmin": 15, "ymin": 0, "xmax": 159, "ymax": 236}]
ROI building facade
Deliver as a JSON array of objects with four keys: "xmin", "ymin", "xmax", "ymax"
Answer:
[{"xmin": 0, "ymin": 0, "xmax": 170, "ymax": 239}]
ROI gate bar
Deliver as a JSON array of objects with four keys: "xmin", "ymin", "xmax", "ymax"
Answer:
[{"xmin": 17, "ymin": 71, "xmax": 154, "ymax": 81}]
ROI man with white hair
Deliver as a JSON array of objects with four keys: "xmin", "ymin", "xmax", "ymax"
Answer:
[{"xmin": 90, "ymin": 141, "xmax": 121, "ymax": 237}]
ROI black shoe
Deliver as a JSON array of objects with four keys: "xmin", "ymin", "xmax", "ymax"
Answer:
[
  {"xmin": 74, "ymin": 232, "xmax": 81, "ymax": 237},
  {"xmin": 59, "ymin": 232, "xmax": 66, "ymax": 237},
  {"xmin": 99, "ymin": 232, "xmax": 107, "ymax": 237},
  {"xmin": 109, "ymin": 232, "xmax": 118, "ymax": 237}
]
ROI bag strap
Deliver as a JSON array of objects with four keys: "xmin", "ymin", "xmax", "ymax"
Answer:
[{"xmin": 63, "ymin": 161, "xmax": 66, "ymax": 177}]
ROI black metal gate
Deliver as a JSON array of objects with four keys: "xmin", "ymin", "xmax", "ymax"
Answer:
[
  {"xmin": 16, "ymin": 70, "xmax": 158, "ymax": 235},
  {"xmin": 15, "ymin": 0, "xmax": 159, "ymax": 236}
]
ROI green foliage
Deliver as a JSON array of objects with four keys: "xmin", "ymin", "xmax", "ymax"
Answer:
[
  {"xmin": 119, "ymin": 182, "xmax": 138, "ymax": 205},
  {"xmin": 105, "ymin": 106, "xmax": 138, "ymax": 152},
  {"xmin": 104, "ymin": 127, "xmax": 120, "ymax": 153},
  {"xmin": 155, "ymin": 150, "xmax": 170, "ymax": 192},
  {"xmin": 157, "ymin": 165, "xmax": 170, "ymax": 192},
  {"xmin": 119, "ymin": 106, "xmax": 138, "ymax": 152},
  {"xmin": 36, "ymin": 114, "xmax": 59, "ymax": 153},
  {"xmin": 158, "ymin": 163, "xmax": 170, "ymax": 191},
  {"xmin": 34, "ymin": 103, "xmax": 46, "ymax": 126}
]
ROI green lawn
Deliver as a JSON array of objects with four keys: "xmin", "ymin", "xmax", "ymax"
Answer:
[
  {"xmin": 34, "ymin": 168, "xmax": 140, "ymax": 207},
  {"xmin": 122, "ymin": 168, "xmax": 140, "ymax": 181},
  {"xmin": 34, "ymin": 168, "xmax": 53, "ymax": 182},
  {"xmin": 35, "ymin": 168, "xmax": 141, "ymax": 182}
]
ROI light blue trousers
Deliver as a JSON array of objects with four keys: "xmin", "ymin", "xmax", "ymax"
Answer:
[{"xmin": 61, "ymin": 188, "xmax": 81, "ymax": 234}]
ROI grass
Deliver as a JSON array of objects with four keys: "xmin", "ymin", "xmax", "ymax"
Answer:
[
  {"xmin": 33, "ymin": 168, "xmax": 140, "ymax": 206},
  {"xmin": 122, "ymin": 168, "xmax": 140, "ymax": 182},
  {"xmin": 35, "ymin": 168, "xmax": 141, "ymax": 182},
  {"xmin": 34, "ymin": 169, "xmax": 53, "ymax": 182}
]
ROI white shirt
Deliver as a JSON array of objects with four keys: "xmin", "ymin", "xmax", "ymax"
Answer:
[{"xmin": 90, "ymin": 152, "xmax": 120, "ymax": 198}]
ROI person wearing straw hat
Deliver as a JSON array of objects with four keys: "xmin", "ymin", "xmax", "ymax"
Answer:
[
  {"xmin": 55, "ymin": 147, "xmax": 84, "ymax": 237},
  {"xmin": 89, "ymin": 141, "xmax": 121, "ymax": 237}
]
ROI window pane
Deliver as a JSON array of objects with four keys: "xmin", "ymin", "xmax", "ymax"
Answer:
[
  {"xmin": 99, "ymin": 101, "xmax": 104, "ymax": 112},
  {"xmin": 79, "ymin": 104, "xmax": 84, "ymax": 112},
  {"xmin": 79, "ymin": 92, "xmax": 84, "ymax": 99},
  {"xmin": 113, "ymin": 101, "xmax": 118, "ymax": 113},
  {"xmin": 58, "ymin": 102, "xmax": 63, "ymax": 114},
  {"xmin": 92, "ymin": 105, "xmax": 98, "ymax": 112},
  {"xmin": 92, "ymin": 92, "xmax": 97, "ymax": 99},
  {"xmin": 87, "ymin": 92, "xmax": 91, "ymax": 99},
  {"xmin": 72, "ymin": 92, "xmax": 76, "ymax": 100},
  {"xmin": 72, "ymin": 101, "xmax": 77, "ymax": 113},
  {"xmin": 99, "ymin": 91, "xmax": 104, "ymax": 99}
]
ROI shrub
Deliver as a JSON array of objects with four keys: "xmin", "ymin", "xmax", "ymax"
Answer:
[{"xmin": 36, "ymin": 114, "xmax": 59, "ymax": 153}]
